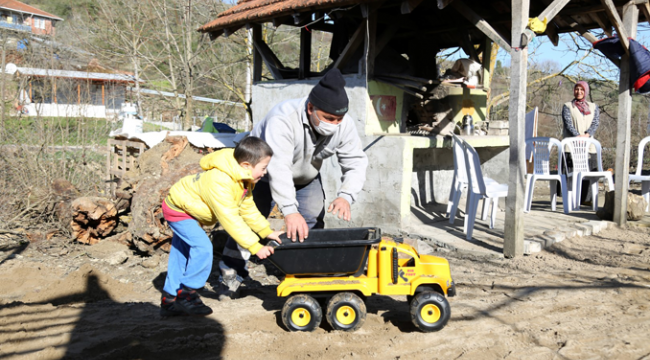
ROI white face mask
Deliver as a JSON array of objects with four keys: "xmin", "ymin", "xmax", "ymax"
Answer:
[{"xmin": 311, "ymin": 111, "xmax": 340, "ymax": 136}]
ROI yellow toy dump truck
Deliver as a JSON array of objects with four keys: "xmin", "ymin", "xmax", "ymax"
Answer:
[{"xmin": 267, "ymin": 227, "xmax": 456, "ymax": 332}]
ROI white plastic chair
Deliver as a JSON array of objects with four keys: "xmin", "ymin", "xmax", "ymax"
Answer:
[
  {"xmin": 524, "ymin": 137, "xmax": 570, "ymax": 214},
  {"xmin": 447, "ymin": 135, "xmax": 469, "ymax": 224},
  {"xmin": 447, "ymin": 135, "xmax": 497, "ymax": 224},
  {"xmin": 462, "ymin": 140, "xmax": 509, "ymax": 240},
  {"xmin": 561, "ymin": 137, "xmax": 614, "ymax": 211},
  {"xmin": 629, "ymin": 136, "xmax": 650, "ymax": 212}
]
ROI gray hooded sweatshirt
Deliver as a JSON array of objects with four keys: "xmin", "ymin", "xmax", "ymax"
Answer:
[{"xmin": 250, "ymin": 97, "xmax": 368, "ymax": 216}]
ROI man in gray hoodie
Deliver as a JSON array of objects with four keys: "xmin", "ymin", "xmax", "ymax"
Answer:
[{"xmin": 216, "ymin": 69, "xmax": 368, "ymax": 300}]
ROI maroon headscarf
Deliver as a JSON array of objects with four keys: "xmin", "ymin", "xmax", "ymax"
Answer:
[{"xmin": 572, "ymin": 81, "xmax": 591, "ymax": 115}]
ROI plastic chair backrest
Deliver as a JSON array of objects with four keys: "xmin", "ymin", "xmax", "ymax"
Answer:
[
  {"xmin": 526, "ymin": 137, "xmax": 563, "ymax": 176},
  {"xmin": 462, "ymin": 140, "xmax": 487, "ymax": 195},
  {"xmin": 451, "ymin": 135, "xmax": 468, "ymax": 182},
  {"xmin": 561, "ymin": 137, "xmax": 604, "ymax": 173},
  {"xmin": 635, "ymin": 136, "xmax": 650, "ymax": 176}
]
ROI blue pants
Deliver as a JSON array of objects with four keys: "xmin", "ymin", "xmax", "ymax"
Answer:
[
  {"xmin": 163, "ymin": 219, "xmax": 213, "ymax": 295},
  {"xmin": 220, "ymin": 175, "xmax": 325, "ymax": 282}
]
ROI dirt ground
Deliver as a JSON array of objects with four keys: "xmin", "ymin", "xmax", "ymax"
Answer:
[{"xmin": 1, "ymin": 224, "xmax": 649, "ymax": 360}]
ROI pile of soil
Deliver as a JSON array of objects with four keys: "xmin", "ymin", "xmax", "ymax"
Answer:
[{"xmin": 1, "ymin": 225, "xmax": 649, "ymax": 359}]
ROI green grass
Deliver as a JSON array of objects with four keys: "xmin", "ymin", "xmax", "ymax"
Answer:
[{"xmin": 1, "ymin": 116, "xmax": 113, "ymax": 146}]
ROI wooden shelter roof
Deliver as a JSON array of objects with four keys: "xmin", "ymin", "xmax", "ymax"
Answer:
[{"xmin": 199, "ymin": 0, "xmax": 647, "ymax": 49}]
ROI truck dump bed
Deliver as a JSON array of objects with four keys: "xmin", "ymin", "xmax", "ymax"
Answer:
[{"xmin": 267, "ymin": 227, "xmax": 381, "ymax": 276}]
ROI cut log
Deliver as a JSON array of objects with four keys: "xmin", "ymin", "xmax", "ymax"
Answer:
[
  {"xmin": 128, "ymin": 163, "xmax": 202, "ymax": 253},
  {"xmin": 71, "ymin": 197, "xmax": 118, "ymax": 245}
]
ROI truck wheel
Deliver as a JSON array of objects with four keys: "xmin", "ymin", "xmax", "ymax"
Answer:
[
  {"xmin": 281, "ymin": 294, "xmax": 322, "ymax": 332},
  {"xmin": 326, "ymin": 292, "xmax": 366, "ymax": 332},
  {"xmin": 410, "ymin": 291, "xmax": 450, "ymax": 332}
]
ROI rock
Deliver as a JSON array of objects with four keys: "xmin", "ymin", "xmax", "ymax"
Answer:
[
  {"xmin": 85, "ymin": 240, "xmax": 130, "ymax": 265},
  {"xmin": 628, "ymin": 193, "xmax": 647, "ymax": 221},
  {"xmin": 141, "ymin": 255, "xmax": 160, "ymax": 269},
  {"xmin": 597, "ymin": 191, "xmax": 647, "ymax": 221}
]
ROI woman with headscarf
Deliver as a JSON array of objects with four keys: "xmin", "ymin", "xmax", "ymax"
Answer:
[{"xmin": 561, "ymin": 81, "xmax": 600, "ymax": 206}]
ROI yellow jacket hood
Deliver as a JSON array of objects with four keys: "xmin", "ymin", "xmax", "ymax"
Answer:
[{"xmin": 199, "ymin": 148, "xmax": 253, "ymax": 182}]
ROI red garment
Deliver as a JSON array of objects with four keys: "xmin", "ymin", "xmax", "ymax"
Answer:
[{"xmin": 162, "ymin": 199, "xmax": 194, "ymax": 223}]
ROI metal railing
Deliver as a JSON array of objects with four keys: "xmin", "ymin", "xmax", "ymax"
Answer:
[{"xmin": 0, "ymin": 21, "xmax": 31, "ymax": 32}]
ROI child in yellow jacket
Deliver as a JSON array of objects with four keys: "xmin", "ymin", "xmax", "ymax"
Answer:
[{"xmin": 160, "ymin": 137, "xmax": 283, "ymax": 316}]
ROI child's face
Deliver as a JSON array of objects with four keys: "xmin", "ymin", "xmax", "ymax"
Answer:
[{"xmin": 242, "ymin": 156, "xmax": 271, "ymax": 183}]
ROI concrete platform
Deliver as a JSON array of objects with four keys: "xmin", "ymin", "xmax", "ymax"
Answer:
[{"xmin": 403, "ymin": 193, "xmax": 619, "ymax": 258}]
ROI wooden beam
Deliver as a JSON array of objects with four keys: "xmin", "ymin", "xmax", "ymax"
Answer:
[
  {"xmin": 223, "ymin": 25, "xmax": 243, "ymax": 38},
  {"xmin": 504, "ymin": 0, "xmax": 529, "ymax": 258},
  {"xmin": 639, "ymin": 1, "xmax": 650, "ymax": 23},
  {"xmin": 208, "ymin": 30, "xmax": 223, "ymax": 41},
  {"xmin": 613, "ymin": 2, "xmax": 638, "ymax": 227},
  {"xmin": 375, "ymin": 24, "xmax": 399, "ymax": 55},
  {"xmin": 252, "ymin": 24, "xmax": 263, "ymax": 82},
  {"xmin": 545, "ymin": 20, "xmax": 560, "ymax": 46},
  {"xmin": 600, "ymin": 0, "xmax": 629, "ymax": 54},
  {"xmin": 538, "ymin": 0, "xmax": 571, "ymax": 22},
  {"xmin": 401, "ymin": 0, "xmax": 424, "ymax": 14},
  {"xmin": 437, "ymin": 0, "xmax": 456, "ymax": 9},
  {"xmin": 451, "ymin": 1, "xmax": 512, "ymax": 53},
  {"xmin": 460, "ymin": 33, "xmax": 479, "ymax": 62},
  {"xmin": 589, "ymin": 12, "xmax": 613, "ymax": 36},
  {"xmin": 559, "ymin": 15, "xmax": 620, "ymax": 67},
  {"xmin": 299, "ymin": 27, "xmax": 311, "ymax": 79},
  {"xmin": 252, "ymin": 38, "xmax": 285, "ymax": 80},
  {"xmin": 333, "ymin": 21, "xmax": 366, "ymax": 70}
]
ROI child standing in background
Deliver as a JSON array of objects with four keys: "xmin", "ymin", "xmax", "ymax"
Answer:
[{"xmin": 160, "ymin": 137, "xmax": 283, "ymax": 316}]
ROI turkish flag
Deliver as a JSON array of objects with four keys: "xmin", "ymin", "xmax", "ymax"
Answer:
[{"xmin": 370, "ymin": 95, "xmax": 397, "ymax": 122}]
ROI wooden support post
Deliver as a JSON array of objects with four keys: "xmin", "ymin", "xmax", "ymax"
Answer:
[
  {"xmin": 451, "ymin": 1, "xmax": 512, "ymax": 53},
  {"xmin": 613, "ymin": 4, "xmax": 638, "ymax": 227},
  {"xmin": 252, "ymin": 24, "xmax": 263, "ymax": 82},
  {"xmin": 482, "ymin": 38, "xmax": 492, "ymax": 89},
  {"xmin": 504, "ymin": 0, "xmax": 529, "ymax": 258},
  {"xmin": 299, "ymin": 27, "xmax": 311, "ymax": 80},
  {"xmin": 77, "ymin": 83, "xmax": 80, "ymax": 104},
  {"xmin": 102, "ymin": 84, "xmax": 105, "ymax": 105}
]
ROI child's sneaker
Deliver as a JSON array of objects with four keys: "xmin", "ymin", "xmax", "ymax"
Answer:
[
  {"xmin": 217, "ymin": 268, "xmax": 242, "ymax": 301},
  {"xmin": 174, "ymin": 286, "xmax": 213, "ymax": 316},
  {"xmin": 160, "ymin": 294, "xmax": 185, "ymax": 317}
]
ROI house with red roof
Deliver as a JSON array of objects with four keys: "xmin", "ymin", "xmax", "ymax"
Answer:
[{"xmin": 0, "ymin": 0, "xmax": 62, "ymax": 36}]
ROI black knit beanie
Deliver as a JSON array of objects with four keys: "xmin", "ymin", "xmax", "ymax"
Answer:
[{"xmin": 308, "ymin": 68, "xmax": 349, "ymax": 115}]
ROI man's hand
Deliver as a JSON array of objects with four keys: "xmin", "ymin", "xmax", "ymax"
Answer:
[
  {"xmin": 328, "ymin": 197, "xmax": 351, "ymax": 221},
  {"xmin": 266, "ymin": 230, "xmax": 284, "ymax": 244},
  {"xmin": 578, "ymin": 134, "xmax": 590, "ymax": 138},
  {"xmin": 255, "ymin": 245, "xmax": 275, "ymax": 259},
  {"xmin": 285, "ymin": 213, "xmax": 309, "ymax": 242}
]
